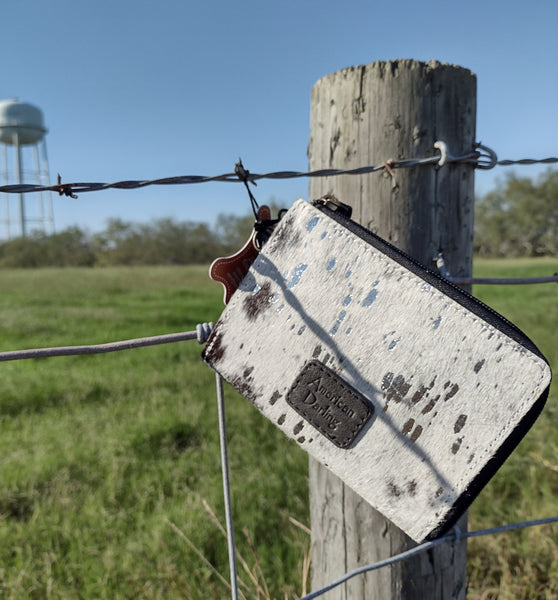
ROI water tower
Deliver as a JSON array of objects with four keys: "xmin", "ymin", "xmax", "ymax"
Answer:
[{"xmin": 0, "ymin": 99, "xmax": 55, "ymax": 238}]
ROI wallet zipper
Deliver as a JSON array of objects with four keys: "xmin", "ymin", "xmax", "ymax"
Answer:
[{"xmin": 311, "ymin": 198, "xmax": 547, "ymax": 362}]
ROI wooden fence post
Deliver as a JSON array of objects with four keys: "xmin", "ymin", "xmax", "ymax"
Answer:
[{"xmin": 307, "ymin": 59, "xmax": 475, "ymax": 599}]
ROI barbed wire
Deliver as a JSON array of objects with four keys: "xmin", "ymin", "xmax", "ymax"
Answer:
[
  {"xmin": 497, "ymin": 157, "xmax": 558, "ymax": 166},
  {"xmin": 0, "ymin": 143, "xmax": 555, "ymax": 198}
]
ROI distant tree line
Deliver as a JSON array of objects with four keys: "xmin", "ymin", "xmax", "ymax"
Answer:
[
  {"xmin": 0, "ymin": 211, "xmax": 256, "ymax": 268},
  {"xmin": 474, "ymin": 168, "xmax": 558, "ymax": 257},
  {"xmin": 0, "ymin": 174, "xmax": 556, "ymax": 267}
]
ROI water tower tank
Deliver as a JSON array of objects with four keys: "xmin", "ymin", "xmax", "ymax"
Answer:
[
  {"xmin": 0, "ymin": 99, "xmax": 47, "ymax": 145},
  {"xmin": 0, "ymin": 99, "xmax": 54, "ymax": 238}
]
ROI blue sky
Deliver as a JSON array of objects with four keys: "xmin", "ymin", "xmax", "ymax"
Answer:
[{"xmin": 1, "ymin": 0, "xmax": 557, "ymax": 234}]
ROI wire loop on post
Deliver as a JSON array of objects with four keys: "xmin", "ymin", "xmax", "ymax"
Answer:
[
  {"xmin": 452, "ymin": 524, "xmax": 463, "ymax": 544},
  {"xmin": 434, "ymin": 140, "xmax": 494, "ymax": 169},
  {"xmin": 475, "ymin": 143, "xmax": 498, "ymax": 170},
  {"xmin": 433, "ymin": 252, "xmax": 450, "ymax": 278}
]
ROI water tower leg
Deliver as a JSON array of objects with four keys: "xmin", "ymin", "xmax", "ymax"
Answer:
[
  {"xmin": 1, "ymin": 143, "xmax": 9, "ymax": 239},
  {"xmin": 13, "ymin": 132, "xmax": 25, "ymax": 237},
  {"xmin": 33, "ymin": 144, "xmax": 45, "ymax": 229},
  {"xmin": 41, "ymin": 139, "xmax": 55, "ymax": 234}
]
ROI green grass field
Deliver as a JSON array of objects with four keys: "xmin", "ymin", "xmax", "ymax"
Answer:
[
  {"xmin": 466, "ymin": 258, "xmax": 558, "ymax": 599},
  {"xmin": 0, "ymin": 260, "xmax": 556, "ymax": 599}
]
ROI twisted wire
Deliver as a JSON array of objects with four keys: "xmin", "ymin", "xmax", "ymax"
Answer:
[{"xmin": 497, "ymin": 157, "xmax": 558, "ymax": 166}]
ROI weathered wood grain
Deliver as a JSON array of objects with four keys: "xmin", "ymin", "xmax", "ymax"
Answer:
[{"xmin": 307, "ymin": 59, "xmax": 476, "ymax": 599}]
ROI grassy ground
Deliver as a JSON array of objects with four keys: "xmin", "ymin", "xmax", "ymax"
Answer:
[
  {"xmin": 0, "ymin": 267, "xmax": 310, "ymax": 599},
  {"xmin": 467, "ymin": 258, "xmax": 558, "ymax": 599},
  {"xmin": 0, "ymin": 260, "xmax": 556, "ymax": 599}
]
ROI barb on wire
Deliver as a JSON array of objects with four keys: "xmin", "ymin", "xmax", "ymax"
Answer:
[
  {"xmin": 2, "ymin": 141, "xmax": 544, "ymax": 198},
  {"xmin": 57, "ymin": 173, "xmax": 78, "ymax": 199},
  {"xmin": 235, "ymin": 158, "xmax": 259, "ymax": 218}
]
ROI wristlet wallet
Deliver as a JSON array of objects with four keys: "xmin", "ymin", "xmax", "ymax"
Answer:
[{"xmin": 202, "ymin": 198, "xmax": 551, "ymax": 542}]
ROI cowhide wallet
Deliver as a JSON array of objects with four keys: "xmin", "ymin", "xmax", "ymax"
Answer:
[{"xmin": 202, "ymin": 197, "xmax": 551, "ymax": 542}]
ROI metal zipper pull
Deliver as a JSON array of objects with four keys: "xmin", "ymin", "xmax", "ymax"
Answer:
[{"xmin": 312, "ymin": 194, "xmax": 352, "ymax": 219}]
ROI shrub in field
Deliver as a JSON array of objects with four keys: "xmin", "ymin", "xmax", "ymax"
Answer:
[
  {"xmin": 91, "ymin": 218, "xmax": 224, "ymax": 266},
  {"xmin": 0, "ymin": 200, "xmax": 284, "ymax": 268},
  {"xmin": 475, "ymin": 168, "xmax": 558, "ymax": 257},
  {"xmin": 0, "ymin": 227, "xmax": 96, "ymax": 267}
]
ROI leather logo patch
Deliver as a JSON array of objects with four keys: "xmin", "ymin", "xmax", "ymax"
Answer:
[{"xmin": 286, "ymin": 360, "xmax": 374, "ymax": 449}]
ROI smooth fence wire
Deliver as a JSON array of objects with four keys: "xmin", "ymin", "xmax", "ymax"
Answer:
[
  {"xmin": 297, "ymin": 516, "xmax": 558, "ymax": 600},
  {"xmin": 0, "ymin": 331, "xmax": 197, "ymax": 361},
  {"xmin": 0, "ymin": 326, "xmax": 214, "ymax": 362},
  {"xmin": 215, "ymin": 373, "xmax": 240, "ymax": 600},
  {"xmin": 2, "ymin": 322, "xmax": 558, "ymax": 599},
  {"xmin": 435, "ymin": 253, "xmax": 558, "ymax": 286},
  {"xmin": 450, "ymin": 275, "xmax": 558, "ymax": 285}
]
